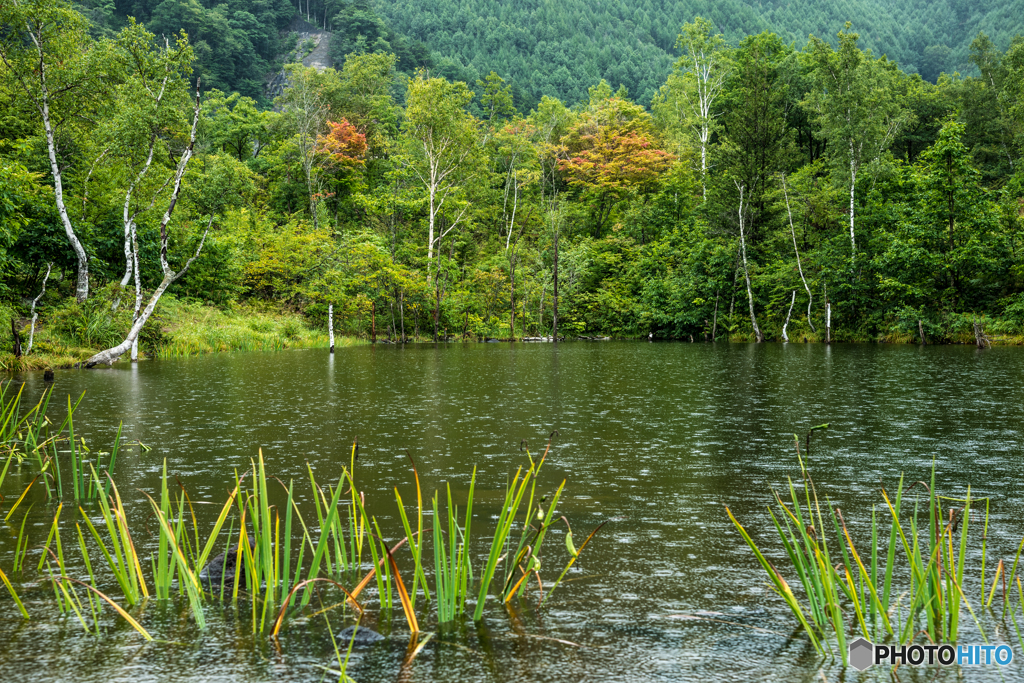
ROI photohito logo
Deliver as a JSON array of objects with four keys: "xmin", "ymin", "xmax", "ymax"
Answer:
[{"xmin": 848, "ymin": 638, "xmax": 1013, "ymax": 670}]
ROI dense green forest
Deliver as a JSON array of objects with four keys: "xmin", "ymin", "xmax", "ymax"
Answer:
[
  {"xmin": 376, "ymin": 0, "xmax": 1024, "ymax": 105},
  {"xmin": 3, "ymin": 0, "xmax": 1024, "ymax": 365},
  {"xmin": 71, "ymin": 0, "xmax": 1024, "ymax": 106}
]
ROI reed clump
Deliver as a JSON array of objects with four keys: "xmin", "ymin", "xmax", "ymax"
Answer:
[
  {"xmin": 728, "ymin": 427, "xmax": 1023, "ymax": 666},
  {"xmin": 0, "ymin": 382, "xmax": 129, "ymax": 507},
  {"xmin": 0, "ymin": 395, "xmax": 603, "ymax": 680}
]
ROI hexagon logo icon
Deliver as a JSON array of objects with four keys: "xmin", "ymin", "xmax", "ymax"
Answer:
[{"xmin": 849, "ymin": 637, "xmax": 874, "ymax": 671}]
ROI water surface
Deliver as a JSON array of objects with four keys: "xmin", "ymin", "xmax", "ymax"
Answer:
[{"xmin": 1, "ymin": 342, "xmax": 1022, "ymax": 682}]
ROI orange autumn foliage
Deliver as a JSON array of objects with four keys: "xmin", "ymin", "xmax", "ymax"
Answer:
[
  {"xmin": 317, "ymin": 118, "xmax": 368, "ymax": 168},
  {"xmin": 558, "ymin": 99, "xmax": 674, "ymax": 193}
]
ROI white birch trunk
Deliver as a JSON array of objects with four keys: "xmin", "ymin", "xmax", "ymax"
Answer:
[
  {"xmin": 699, "ymin": 127, "xmax": 708, "ymax": 200},
  {"xmin": 26, "ymin": 263, "xmax": 52, "ymax": 355},
  {"xmin": 736, "ymin": 182, "xmax": 762, "ymax": 342},
  {"xmin": 782, "ymin": 290, "xmax": 796, "ymax": 342},
  {"xmin": 504, "ymin": 167, "xmax": 519, "ymax": 252},
  {"xmin": 782, "ymin": 174, "xmax": 815, "ymax": 332},
  {"xmin": 328, "ymin": 303, "xmax": 334, "ymax": 353},
  {"xmin": 427, "ymin": 179, "xmax": 436, "ymax": 281},
  {"xmin": 849, "ymin": 144, "xmax": 857, "ymax": 254},
  {"xmin": 40, "ymin": 76, "xmax": 89, "ymax": 301}
]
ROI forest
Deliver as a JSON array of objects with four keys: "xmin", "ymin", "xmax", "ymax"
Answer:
[{"xmin": 3, "ymin": 0, "xmax": 1024, "ymax": 364}]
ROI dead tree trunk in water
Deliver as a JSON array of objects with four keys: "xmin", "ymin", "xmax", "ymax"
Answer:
[
  {"xmin": 826, "ymin": 302, "xmax": 832, "ymax": 344},
  {"xmin": 328, "ymin": 303, "xmax": 334, "ymax": 353},
  {"xmin": 974, "ymin": 319, "xmax": 990, "ymax": 348},
  {"xmin": 371, "ymin": 300, "xmax": 376, "ymax": 343},
  {"xmin": 918, "ymin": 319, "xmax": 926, "ymax": 345},
  {"xmin": 552, "ymin": 226, "xmax": 559, "ymax": 342},
  {"xmin": 130, "ymin": 224, "xmax": 142, "ymax": 361}
]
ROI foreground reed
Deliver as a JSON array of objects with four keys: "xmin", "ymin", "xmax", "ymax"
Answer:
[
  {"xmin": 728, "ymin": 428, "xmax": 1019, "ymax": 666},
  {"xmin": 0, "ymin": 382, "xmax": 130, "ymax": 504},
  {"xmin": 0, "ymin": 390, "xmax": 604, "ymax": 681}
]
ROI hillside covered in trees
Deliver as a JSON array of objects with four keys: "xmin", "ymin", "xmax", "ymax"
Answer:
[
  {"xmin": 73, "ymin": 0, "xmax": 1024, "ymax": 107},
  {"xmin": 2, "ymin": 0, "xmax": 1024, "ymax": 364},
  {"xmin": 377, "ymin": 0, "xmax": 1019, "ymax": 105}
]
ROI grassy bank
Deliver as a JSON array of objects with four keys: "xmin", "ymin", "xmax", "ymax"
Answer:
[
  {"xmin": 0, "ymin": 291, "xmax": 361, "ymax": 371},
  {"xmin": 3, "ymin": 289, "xmax": 1022, "ymax": 373}
]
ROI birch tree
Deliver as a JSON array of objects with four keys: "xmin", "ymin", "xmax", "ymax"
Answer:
[
  {"xmin": 0, "ymin": 0, "xmax": 113, "ymax": 301},
  {"xmin": 528, "ymin": 97, "xmax": 574, "ymax": 341},
  {"xmin": 735, "ymin": 180, "xmax": 763, "ymax": 342},
  {"xmin": 803, "ymin": 25, "xmax": 910, "ymax": 255},
  {"xmin": 105, "ymin": 21, "xmax": 194, "ymax": 318},
  {"xmin": 276, "ymin": 65, "xmax": 332, "ymax": 230},
  {"xmin": 491, "ymin": 120, "xmax": 536, "ymax": 338},
  {"xmin": 653, "ymin": 17, "xmax": 729, "ymax": 200},
  {"xmin": 85, "ymin": 85, "xmax": 206, "ymax": 367},
  {"xmin": 402, "ymin": 72, "xmax": 478, "ymax": 282}
]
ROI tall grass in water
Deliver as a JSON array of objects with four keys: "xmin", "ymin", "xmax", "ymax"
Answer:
[
  {"xmin": 2, "ymin": 423, "xmax": 602, "ymax": 683},
  {"xmin": 431, "ymin": 478, "xmax": 474, "ymax": 623},
  {"xmin": 728, "ymin": 428, "xmax": 1002, "ymax": 665},
  {"xmin": 0, "ymin": 383, "xmax": 122, "ymax": 503}
]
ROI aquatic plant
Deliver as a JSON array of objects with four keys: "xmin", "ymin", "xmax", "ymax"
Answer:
[
  {"xmin": 0, "ymin": 383, "xmax": 122, "ymax": 504},
  {"xmin": 727, "ymin": 427, "xmax": 1008, "ymax": 665},
  {"xmin": 0, "ymin": 400, "xmax": 603, "ymax": 683}
]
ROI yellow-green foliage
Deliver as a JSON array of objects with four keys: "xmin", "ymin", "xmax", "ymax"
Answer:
[
  {"xmin": 152, "ymin": 296, "xmax": 356, "ymax": 358},
  {"xmin": 2, "ymin": 293, "xmax": 362, "ymax": 369}
]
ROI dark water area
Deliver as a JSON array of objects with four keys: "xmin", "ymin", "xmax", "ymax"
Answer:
[{"xmin": 1, "ymin": 341, "xmax": 1023, "ymax": 682}]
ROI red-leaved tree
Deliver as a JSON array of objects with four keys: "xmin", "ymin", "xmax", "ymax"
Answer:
[
  {"xmin": 318, "ymin": 118, "xmax": 368, "ymax": 168},
  {"xmin": 315, "ymin": 118, "xmax": 368, "ymax": 221},
  {"xmin": 558, "ymin": 97, "xmax": 674, "ymax": 236}
]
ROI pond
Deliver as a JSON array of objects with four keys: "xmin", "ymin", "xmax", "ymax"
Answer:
[{"xmin": 1, "ymin": 341, "xmax": 1022, "ymax": 682}]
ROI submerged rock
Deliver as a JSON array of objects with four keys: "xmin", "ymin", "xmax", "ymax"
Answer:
[
  {"xmin": 338, "ymin": 625, "xmax": 386, "ymax": 644},
  {"xmin": 199, "ymin": 535, "xmax": 255, "ymax": 587}
]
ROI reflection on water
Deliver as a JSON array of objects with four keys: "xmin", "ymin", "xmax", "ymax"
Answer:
[{"xmin": 1, "ymin": 342, "xmax": 1023, "ymax": 682}]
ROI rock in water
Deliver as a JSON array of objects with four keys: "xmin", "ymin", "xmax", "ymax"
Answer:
[
  {"xmin": 338, "ymin": 625, "xmax": 386, "ymax": 644},
  {"xmin": 199, "ymin": 536, "xmax": 255, "ymax": 587}
]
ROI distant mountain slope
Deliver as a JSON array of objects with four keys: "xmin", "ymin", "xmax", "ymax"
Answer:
[{"xmin": 373, "ymin": 0, "xmax": 1023, "ymax": 105}]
